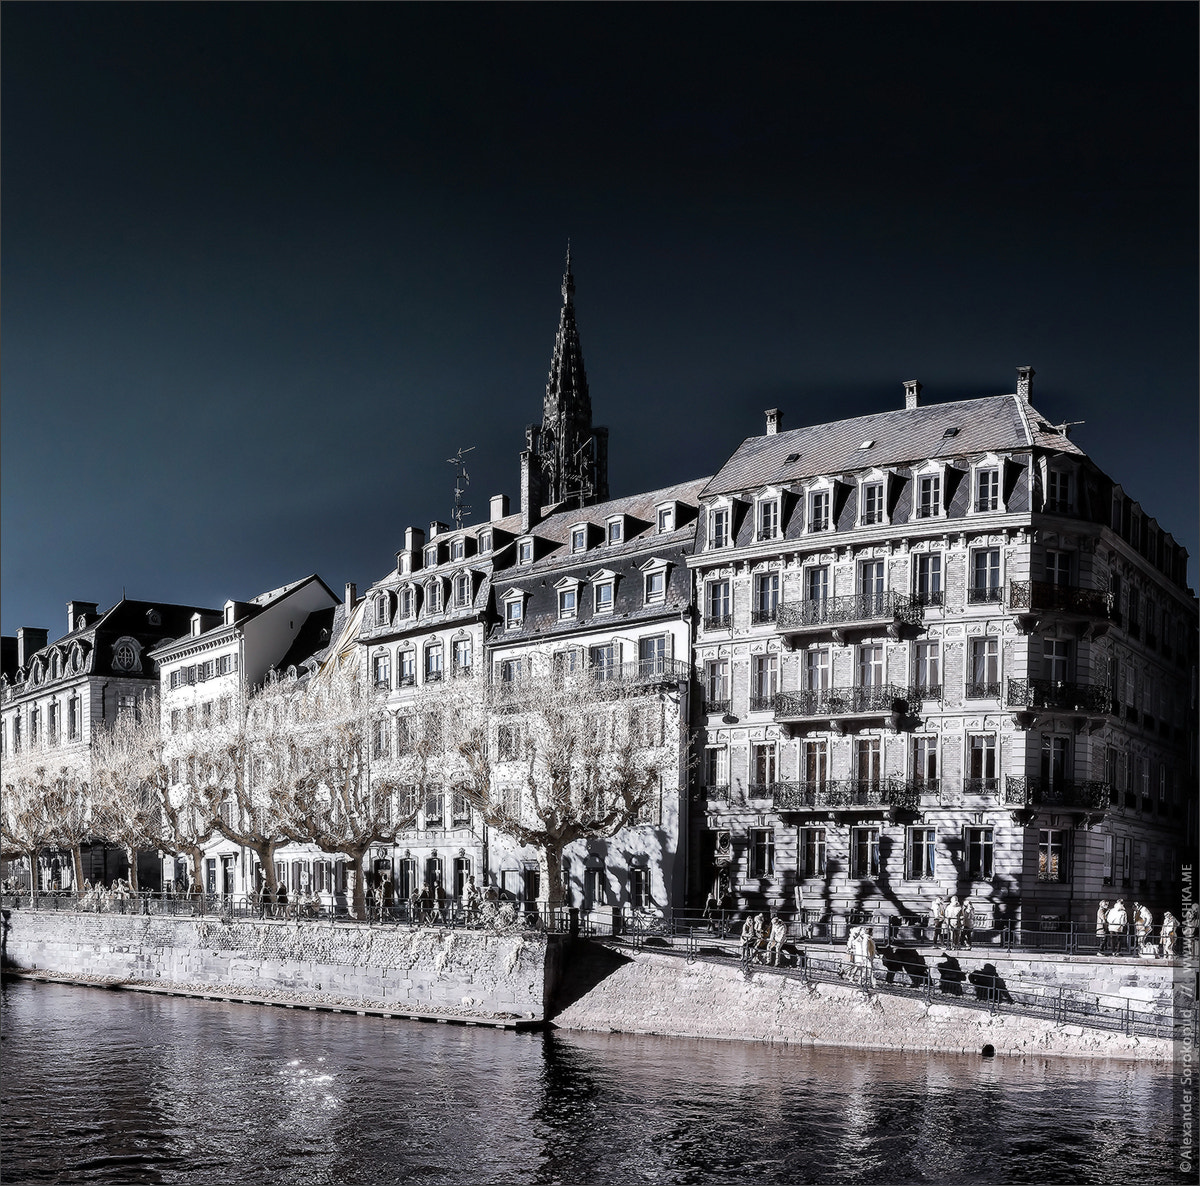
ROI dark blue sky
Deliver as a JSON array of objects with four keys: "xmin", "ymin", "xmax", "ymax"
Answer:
[{"xmin": 3, "ymin": 4, "xmax": 1196, "ymax": 636}]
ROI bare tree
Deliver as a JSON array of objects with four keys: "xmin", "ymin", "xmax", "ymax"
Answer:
[
  {"xmin": 436, "ymin": 660, "xmax": 676, "ymax": 908},
  {"xmin": 275, "ymin": 665, "xmax": 416, "ymax": 920},
  {"xmin": 1, "ymin": 743, "xmax": 58, "ymax": 901}
]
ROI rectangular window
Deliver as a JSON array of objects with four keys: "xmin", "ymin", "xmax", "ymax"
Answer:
[
  {"xmin": 803, "ymin": 739, "xmax": 828, "ymax": 787},
  {"xmin": 455, "ymin": 574, "xmax": 472, "ymax": 607},
  {"xmin": 518, "ymin": 540, "xmax": 533, "ymax": 564},
  {"xmin": 858, "ymin": 644, "xmax": 883, "ymax": 688},
  {"xmin": 710, "ymin": 508, "xmax": 730, "ymax": 549},
  {"xmin": 859, "ymin": 558, "xmax": 885, "ymax": 600},
  {"xmin": 914, "ymin": 554, "xmax": 942, "ymax": 604},
  {"xmin": 970, "ymin": 549, "xmax": 1001, "ymax": 602},
  {"xmin": 749, "ymin": 829, "xmax": 776, "ymax": 877},
  {"xmin": 851, "ymin": 827, "xmax": 880, "ymax": 880},
  {"xmin": 424, "ymin": 788, "xmax": 445, "ymax": 827},
  {"xmin": 967, "ymin": 734, "xmax": 997, "ymax": 791},
  {"xmin": 1040, "ymin": 736, "xmax": 1070, "ymax": 786},
  {"xmin": 571, "ymin": 527, "xmax": 586, "ymax": 553},
  {"xmin": 451, "ymin": 539, "xmax": 465, "ymax": 561},
  {"xmin": 804, "ymin": 648, "xmax": 830, "ymax": 692},
  {"xmin": 1046, "ymin": 470, "xmax": 1070, "ymax": 513},
  {"xmin": 373, "ymin": 654, "xmax": 391, "ymax": 690},
  {"xmin": 638, "ymin": 635, "xmax": 667, "ymax": 678},
  {"xmin": 800, "ymin": 827, "xmax": 827, "ymax": 879},
  {"xmin": 854, "ymin": 737, "xmax": 881, "ymax": 788},
  {"xmin": 1043, "ymin": 638, "xmax": 1071, "ymax": 684},
  {"xmin": 399, "ymin": 589, "xmax": 414, "ymax": 619},
  {"xmin": 589, "ymin": 643, "xmax": 617, "ymax": 682},
  {"xmin": 372, "ymin": 718, "xmax": 390, "ymax": 760},
  {"xmin": 453, "ymin": 639, "xmax": 472, "ymax": 674},
  {"xmin": 975, "ymin": 468, "xmax": 1000, "ymax": 512},
  {"xmin": 505, "ymin": 600, "xmax": 524, "ymax": 629},
  {"xmin": 630, "ymin": 867, "xmax": 651, "ymax": 909},
  {"xmin": 907, "ymin": 827, "xmax": 936, "ymax": 880},
  {"xmin": 478, "ymin": 531, "xmax": 492, "ymax": 554},
  {"xmin": 425, "ymin": 647, "xmax": 443, "ymax": 682},
  {"xmin": 967, "ymin": 637, "xmax": 1000, "ymax": 698},
  {"xmin": 704, "ymin": 659, "xmax": 730, "ymax": 711},
  {"xmin": 967, "ymin": 827, "xmax": 995, "ymax": 881},
  {"xmin": 68, "ymin": 697, "xmax": 80, "ymax": 741},
  {"xmin": 809, "ymin": 491, "xmax": 830, "ymax": 532},
  {"xmin": 498, "ymin": 723, "xmax": 521, "ymax": 760},
  {"xmin": 1038, "ymin": 829, "xmax": 1070, "ymax": 882},
  {"xmin": 753, "ymin": 572, "xmax": 779, "ymax": 622},
  {"xmin": 912, "ymin": 736, "xmax": 938, "ymax": 784},
  {"xmin": 657, "ymin": 507, "xmax": 674, "ymax": 534},
  {"xmin": 427, "ymin": 583, "xmax": 444, "ymax": 613},
  {"xmin": 861, "ymin": 482, "xmax": 885, "ymax": 525},
  {"xmin": 558, "ymin": 588, "xmax": 577, "ymax": 619},
  {"xmin": 914, "ymin": 641, "xmax": 940, "ymax": 693},
  {"xmin": 917, "ymin": 474, "xmax": 941, "ymax": 518},
  {"xmin": 751, "ymin": 654, "xmax": 778, "ymax": 710},
  {"xmin": 644, "ymin": 570, "xmax": 666, "ymax": 604},
  {"xmin": 1045, "ymin": 550, "xmax": 1071, "ymax": 587},
  {"xmin": 705, "ymin": 580, "xmax": 731, "ymax": 628},
  {"xmin": 757, "ymin": 499, "xmax": 780, "ymax": 541},
  {"xmin": 806, "ymin": 565, "xmax": 830, "ymax": 602},
  {"xmin": 750, "ymin": 743, "xmax": 777, "ymax": 794},
  {"xmin": 607, "ymin": 519, "xmax": 623, "ymax": 545},
  {"xmin": 425, "ymin": 545, "xmax": 439, "ymax": 568},
  {"xmin": 703, "ymin": 746, "xmax": 729, "ymax": 791},
  {"xmin": 594, "ymin": 581, "xmax": 614, "ymax": 614}
]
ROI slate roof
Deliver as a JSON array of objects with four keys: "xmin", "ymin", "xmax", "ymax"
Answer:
[
  {"xmin": 275, "ymin": 605, "xmax": 343, "ymax": 675},
  {"xmin": 703, "ymin": 394, "xmax": 1083, "ymax": 497}
]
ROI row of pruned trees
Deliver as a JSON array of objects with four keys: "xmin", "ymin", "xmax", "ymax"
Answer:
[{"xmin": 1, "ymin": 656, "xmax": 678, "ymax": 920}]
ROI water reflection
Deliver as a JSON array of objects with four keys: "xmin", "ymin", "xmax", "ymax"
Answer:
[{"xmin": 0, "ymin": 980, "xmax": 1182, "ymax": 1185}]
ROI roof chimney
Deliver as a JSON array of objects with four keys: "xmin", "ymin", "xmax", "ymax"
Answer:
[
  {"xmin": 66, "ymin": 601, "xmax": 99, "ymax": 633},
  {"xmin": 429, "ymin": 521, "xmax": 449, "ymax": 540},
  {"xmin": 404, "ymin": 526, "xmax": 426, "ymax": 554},
  {"xmin": 1016, "ymin": 366, "xmax": 1035, "ymax": 402},
  {"xmin": 17, "ymin": 627, "xmax": 48, "ymax": 669},
  {"xmin": 520, "ymin": 430, "xmax": 543, "ymax": 532},
  {"xmin": 344, "ymin": 582, "xmax": 357, "ymax": 609},
  {"xmin": 903, "ymin": 380, "xmax": 922, "ymax": 410},
  {"xmin": 764, "ymin": 408, "xmax": 782, "ymax": 435},
  {"xmin": 490, "ymin": 494, "xmax": 510, "ymax": 522}
]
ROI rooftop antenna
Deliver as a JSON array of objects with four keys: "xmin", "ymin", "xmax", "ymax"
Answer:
[{"xmin": 447, "ymin": 446, "xmax": 475, "ymax": 530}]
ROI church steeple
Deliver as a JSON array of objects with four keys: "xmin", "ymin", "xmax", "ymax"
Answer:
[{"xmin": 536, "ymin": 246, "xmax": 608, "ymax": 508}]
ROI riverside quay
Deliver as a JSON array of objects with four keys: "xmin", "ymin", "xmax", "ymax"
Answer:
[{"xmin": 3, "ymin": 259, "xmax": 1196, "ymax": 936}]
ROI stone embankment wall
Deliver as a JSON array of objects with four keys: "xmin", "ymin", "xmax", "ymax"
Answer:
[
  {"xmin": 1, "ymin": 910, "xmax": 557, "ymax": 1019},
  {"xmin": 550, "ymin": 945, "xmax": 1184, "ymax": 1062}
]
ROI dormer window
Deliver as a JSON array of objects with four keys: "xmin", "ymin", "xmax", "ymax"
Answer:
[
  {"xmin": 518, "ymin": 539, "xmax": 534, "ymax": 564},
  {"xmin": 424, "ymin": 545, "xmax": 439, "ymax": 568},
  {"xmin": 861, "ymin": 481, "xmax": 885, "ymax": 526},
  {"xmin": 975, "ymin": 467, "xmax": 1000, "ymax": 512},
  {"xmin": 1047, "ymin": 470, "xmax": 1071, "ymax": 513},
  {"xmin": 756, "ymin": 498, "xmax": 780, "ymax": 541},
  {"xmin": 644, "ymin": 569, "xmax": 666, "ymax": 605},
  {"xmin": 479, "ymin": 531, "xmax": 492, "ymax": 554},
  {"xmin": 504, "ymin": 594, "xmax": 525, "ymax": 630},
  {"xmin": 399, "ymin": 588, "xmax": 414, "ymax": 619},
  {"xmin": 710, "ymin": 507, "xmax": 730, "ymax": 548},
  {"xmin": 454, "ymin": 573, "xmax": 472, "ymax": 608},
  {"xmin": 451, "ymin": 539, "xmax": 465, "ymax": 561},
  {"xmin": 426, "ymin": 581, "xmax": 444, "ymax": 614},
  {"xmin": 656, "ymin": 506, "xmax": 674, "ymax": 534},
  {"xmin": 594, "ymin": 579, "xmax": 614, "ymax": 615},
  {"xmin": 917, "ymin": 473, "xmax": 941, "ymax": 519},
  {"xmin": 607, "ymin": 519, "xmax": 623, "ymax": 545},
  {"xmin": 571, "ymin": 526, "xmax": 587, "ymax": 554},
  {"xmin": 558, "ymin": 587, "xmax": 577, "ymax": 619},
  {"xmin": 375, "ymin": 594, "xmax": 391, "ymax": 627},
  {"xmin": 809, "ymin": 490, "xmax": 831, "ymax": 533}
]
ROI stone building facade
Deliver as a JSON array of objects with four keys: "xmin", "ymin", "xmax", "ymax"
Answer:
[{"xmin": 688, "ymin": 372, "xmax": 1196, "ymax": 928}]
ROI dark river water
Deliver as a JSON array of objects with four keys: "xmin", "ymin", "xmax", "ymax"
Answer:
[{"xmin": 0, "ymin": 978, "xmax": 1188, "ymax": 1185}]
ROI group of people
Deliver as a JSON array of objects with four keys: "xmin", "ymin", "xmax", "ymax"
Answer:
[
  {"xmin": 1096, "ymin": 899, "xmax": 1197, "ymax": 957},
  {"xmin": 76, "ymin": 877, "xmax": 135, "ymax": 912},
  {"xmin": 928, "ymin": 895, "xmax": 974, "ymax": 949},
  {"xmin": 739, "ymin": 911, "xmax": 790, "ymax": 967}
]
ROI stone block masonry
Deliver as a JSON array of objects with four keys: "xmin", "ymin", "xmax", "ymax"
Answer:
[{"xmin": 1, "ymin": 910, "xmax": 557, "ymax": 1020}]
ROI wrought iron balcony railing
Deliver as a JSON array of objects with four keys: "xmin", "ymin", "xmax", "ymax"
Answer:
[
  {"xmin": 1004, "ymin": 777, "xmax": 1111, "ymax": 810},
  {"xmin": 772, "ymin": 778, "xmax": 920, "ymax": 811},
  {"xmin": 703, "ymin": 698, "xmax": 732, "ymax": 716},
  {"xmin": 968, "ymin": 586, "xmax": 1003, "ymax": 604},
  {"xmin": 425, "ymin": 669, "xmax": 444, "ymax": 683},
  {"xmin": 703, "ymin": 614, "xmax": 732, "ymax": 631},
  {"xmin": 749, "ymin": 693, "xmax": 778, "ymax": 712},
  {"xmin": 590, "ymin": 658, "xmax": 691, "ymax": 690},
  {"xmin": 704, "ymin": 784, "xmax": 731, "ymax": 802},
  {"xmin": 963, "ymin": 777, "xmax": 1001, "ymax": 796},
  {"xmin": 774, "ymin": 684, "xmax": 916, "ymax": 720},
  {"xmin": 1006, "ymin": 678, "xmax": 1110, "ymax": 713},
  {"xmin": 751, "ymin": 607, "xmax": 779, "ymax": 625},
  {"xmin": 776, "ymin": 592, "xmax": 924, "ymax": 633},
  {"xmin": 965, "ymin": 680, "xmax": 1001, "ymax": 700},
  {"xmin": 1008, "ymin": 580, "xmax": 1113, "ymax": 618}
]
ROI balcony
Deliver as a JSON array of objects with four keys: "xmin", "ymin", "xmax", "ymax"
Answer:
[
  {"xmin": 965, "ymin": 680, "xmax": 1001, "ymax": 700},
  {"xmin": 702, "ymin": 698, "xmax": 732, "ymax": 717},
  {"xmin": 703, "ymin": 613, "xmax": 732, "ymax": 632},
  {"xmin": 776, "ymin": 592, "xmax": 924, "ymax": 643},
  {"xmin": 749, "ymin": 693, "xmax": 777, "ymax": 713},
  {"xmin": 967, "ymin": 586, "xmax": 1003, "ymax": 605},
  {"xmin": 590, "ymin": 658, "xmax": 691, "ymax": 692},
  {"xmin": 774, "ymin": 684, "xmax": 917, "ymax": 730},
  {"xmin": 1003, "ymin": 776, "xmax": 1111, "ymax": 812},
  {"xmin": 751, "ymin": 607, "xmax": 779, "ymax": 626},
  {"xmin": 1008, "ymin": 581, "xmax": 1113, "ymax": 637},
  {"xmin": 772, "ymin": 778, "xmax": 920, "ymax": 813},
  {"xmin": 1006, "ymin": 678, "xmax": 1111, "ymax": 715}
]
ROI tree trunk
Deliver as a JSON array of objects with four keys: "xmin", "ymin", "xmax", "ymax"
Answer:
[
  {"xmin": 537, "ymin": 844, "xmax": 565, "ymax": 912},
  {"xmin": 125, "ymin": 846, "xmax": 140, "ymax": 893},
  {"xmin": 347, "ymin": 853, "xmax": 367, "ymax": 921},
  {"xmin": 71, "ymin": 845, "xmax": 85, "ymax": 896},
  {"xmin": 189, "ymin": 851, "xmax": 205, "ymax": 914},
  {"xmin": 255, "ymin": 840, "xmax": 279, "ymax": 894},
  {"xmin": 25, "ymin": 848, "xmax": 39, "ymax": 905}
]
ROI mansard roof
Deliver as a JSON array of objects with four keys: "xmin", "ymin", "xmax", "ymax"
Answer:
[{"xmin": 703, "ymin": 394, "xmax": 1084, "ymax": 497}]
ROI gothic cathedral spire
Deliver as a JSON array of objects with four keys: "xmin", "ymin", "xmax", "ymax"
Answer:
[{"xmin": 537, "ymin": 246, "xmax": 608, "ymax": 508}]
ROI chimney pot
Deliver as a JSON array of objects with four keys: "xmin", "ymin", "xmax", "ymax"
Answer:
[
  {"xmin": 1017, "ymin": 366, "xmax": 1035, "ymax": 401},
  {"xmin": 16, "ymin": 627, "xmax": 49, "ymax": 669},
  {"xmin": 903, "ymin": 380, "xmax": 922, "ymax": 410},
  {"xmin": 66, "ymin": 601, "xmax": 99, "ymax": 634},
  {"xmin": 764, "ymin": 408, "xmax": 783, "ymax": 435},
  {"xmin": 344, "ymin": 582, "xmax": 357, "ymax": 609},
  {"xmin": 489, "ymin": 494, "xmax": 510, "ymax": 522}
]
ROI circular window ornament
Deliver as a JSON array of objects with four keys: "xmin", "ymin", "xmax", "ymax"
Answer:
[{"xmin": 112, "ymin": 639, "xmax": 140, "ymax": 673}]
